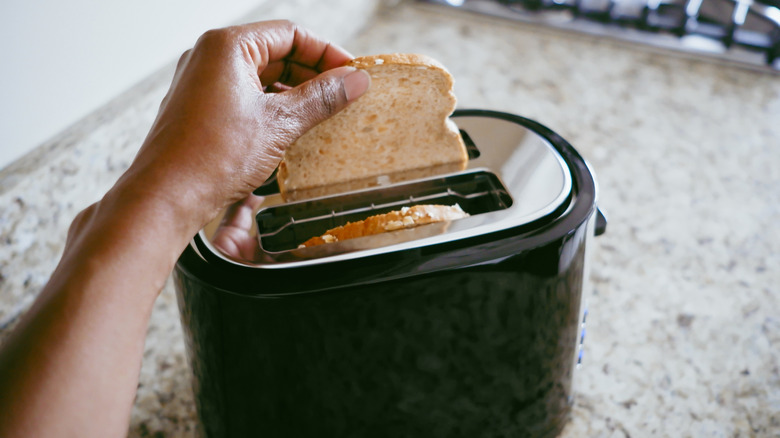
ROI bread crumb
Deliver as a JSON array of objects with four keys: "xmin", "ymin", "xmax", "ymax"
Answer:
[{"xmin": 384, "ymin": 220, "xmax": 404, "ymax": 231}]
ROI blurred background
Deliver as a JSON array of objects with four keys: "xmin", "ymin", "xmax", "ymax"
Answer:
[
  {"xmin": 0, "ymin": 0, "xmax": 261, "ymax": 169},
  {"xmin": 4, "ymin": 0, "xmax": 779, "ymax": 170}
]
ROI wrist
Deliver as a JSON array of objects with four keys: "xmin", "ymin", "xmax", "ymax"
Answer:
[
  {"xmin": 60, "ymin": 179, "xmax": 203, "ymax": 296},
  {"xmin": 108, "ymin": 161, "xmax": 220, "ymax": 238},
  {"xmin": 104, "ymin": 181, "xmax": 202, "ymax": 250}
]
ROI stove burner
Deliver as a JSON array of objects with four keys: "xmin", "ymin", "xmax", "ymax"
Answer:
[{"xmin": 419, "ymin": 0, "xmax": 780, "ymax": 73}]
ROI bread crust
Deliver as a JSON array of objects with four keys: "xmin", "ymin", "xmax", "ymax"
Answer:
[
  {"xmin": 346, "ymin": 53, "xmax": 451, "ymax": 75},
  {"xmin": 298, "ymin": 204, "xmax": 468, "ymax": 248}
]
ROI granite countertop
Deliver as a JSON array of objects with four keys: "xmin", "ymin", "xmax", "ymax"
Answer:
[{"xmin": 1, "ymin": 0, "xmax": 779, "ymax": 436}]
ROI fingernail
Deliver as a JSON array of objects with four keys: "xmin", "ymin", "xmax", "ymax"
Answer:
[{"xmin": 343, "ymin": 69, "xmax": 370, "ymax": 102}]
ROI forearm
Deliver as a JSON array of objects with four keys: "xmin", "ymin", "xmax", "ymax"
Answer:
[
  {"xmin": 0, "ymin": 184, "xmax": 198, "ymax": 437},
  {"xmin": 0, "ymin": 20, "xmax": 366, "ymax": 437}
]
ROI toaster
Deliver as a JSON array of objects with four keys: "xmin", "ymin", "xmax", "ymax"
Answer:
[{"xmin": 174, "ymin": 109, "xmax": 607, "ymax": 438}]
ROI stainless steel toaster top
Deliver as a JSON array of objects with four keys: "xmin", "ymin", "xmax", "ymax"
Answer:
[{"xmin": 195, "ymin": 111, "xmax": 573, "ymax": 268}]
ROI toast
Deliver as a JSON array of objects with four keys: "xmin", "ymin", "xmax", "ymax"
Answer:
[
  {"xmin": 298, "ymin": 204, "xmax": 468, "ymax": 248},
  {"xmin": 278, "ymin": 53, "xmax": 468, "ymax": 201}
]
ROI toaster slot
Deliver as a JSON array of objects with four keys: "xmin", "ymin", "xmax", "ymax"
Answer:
[
  {"xmin": 253, "ymin": 129, "xmax": 480, "ymax": 198},
  {"xmin": 256, "ymin": 170, "xmax": 512, "ymax": 253}
]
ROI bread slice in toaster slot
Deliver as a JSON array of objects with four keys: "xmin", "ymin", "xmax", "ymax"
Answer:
[
  {"xmin": 255, "ymin": 170, "xmax": 512, "ymax": 257},
  {"xmin": 252, "ymin": 129, "xmax": 481, "ymax": 199}
]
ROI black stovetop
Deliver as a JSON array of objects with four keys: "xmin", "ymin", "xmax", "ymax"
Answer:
[{"xmin": 419, "ymin": 0, "xmax": 780, "ymax": 73}]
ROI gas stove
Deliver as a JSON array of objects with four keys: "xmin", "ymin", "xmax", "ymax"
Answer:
[{"xmin": 418, "ymin": 0, "xmax": 780, "ymax": 73}]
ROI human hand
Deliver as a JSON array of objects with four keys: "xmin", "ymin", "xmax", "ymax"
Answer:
[
  {"xmin": 212, "ymin": 194, "xmax": 264, "ymax": 261},
  {"xmin": 1, "ymin": 20, "xmax": 374, "ymax": 438},
  {"xmin": 112, "ymin": 20, "xmax": 369, "ymax": 237}
]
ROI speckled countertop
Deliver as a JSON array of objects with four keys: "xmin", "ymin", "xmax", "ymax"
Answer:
[{"xmin": 1, "ymin": 0, "xmax": 779, "ymax": 436}]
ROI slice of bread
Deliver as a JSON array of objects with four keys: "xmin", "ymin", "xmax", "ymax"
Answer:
[
  {"xmin": 298, "ymin": 204, "xmax": 469, "ymax": 248},
  {"xmin": 277, "ymin": 53, "xmax": 468, "ymax": 201}
]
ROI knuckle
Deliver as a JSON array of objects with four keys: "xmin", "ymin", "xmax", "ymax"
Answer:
[
  {"xmin": 274, "ymin": 19, "xmax": 296, "ymax": 29},
  {"xmin": 176, "ymin": 49, "xmax": 191, "ymax": 68},
  {"xmin": 315, "ymin": 79, "xmax": 337, "ymax": 116},
  {"xmin": 262, "ymin": 19, "xmax": 298, "ymax": 35},
  {"xmin": 66, "ymin": 205, "xmax": 95, "ymax": 243},
  {"xmin": 195, "ymin": 26, "xmax": 240, "ymax": 51}
]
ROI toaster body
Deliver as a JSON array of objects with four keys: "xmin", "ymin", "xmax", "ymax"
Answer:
[{"xmin": 174, "ymin": 110, "xmax": 606, "ymax": 437}]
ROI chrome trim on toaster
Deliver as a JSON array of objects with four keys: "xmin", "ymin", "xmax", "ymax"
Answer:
[{"xmin": 195, "ymin": 112, "xmax": 574, "ymax": 268}]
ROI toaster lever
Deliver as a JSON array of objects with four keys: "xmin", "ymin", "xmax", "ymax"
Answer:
[{"xmin": 595, "ymin": 207, "xmax": 608, "ymax": 236}]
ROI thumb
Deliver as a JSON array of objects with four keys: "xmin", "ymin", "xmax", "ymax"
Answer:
[{"xmin": 273, "ymin": 66, "xmax": 370, "ymax": 139}]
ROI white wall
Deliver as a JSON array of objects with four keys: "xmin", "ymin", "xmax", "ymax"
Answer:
[{"xmin": 0, "ymin": 0, "xmax": 264, "ymax": 171}]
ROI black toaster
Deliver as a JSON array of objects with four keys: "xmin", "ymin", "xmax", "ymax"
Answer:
[{"xmin": 174, "ymin": 109, "xmax": 607, "ymax": 438}]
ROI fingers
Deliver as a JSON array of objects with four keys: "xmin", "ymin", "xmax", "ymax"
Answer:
[
  {"xmin": 212, "ymin": 195, "xmax": 264, "ymax": 260},
  {"xmin": 236, "ymin": 20, "xmax": 352, "ymax": 78},
  {"xmin": 260, "ymin": 59, "xmax": 323, "ymax": 88},
  {"xmin": 217, "ymin": 194, "xmax": 265, "ymax": 230},
  {"xmin": 191, "ymin": 20, "xmax": 353, "ymax": 89},
  {"xmin": 264, "ymin": 82, "xmax": 292, "ymax": 93},
  {"xmin": 140, "ymin": 20, "xmax": 364, "ymax": 223},
  {"xmin": 271, "ymin": 66, "xmax": 370, "ymax": 141},
  {"xmin": 252, "ymin": 20, "xmax": 351, "ymax": 68}
]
